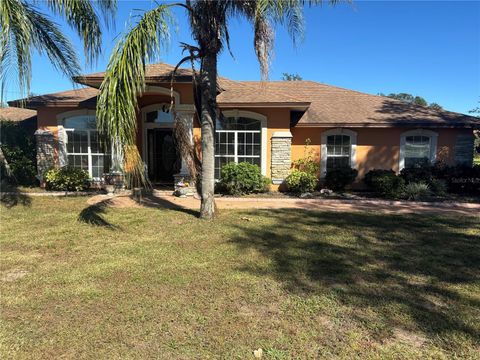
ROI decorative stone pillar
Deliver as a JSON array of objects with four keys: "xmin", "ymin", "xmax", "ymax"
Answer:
[
  {"xmin": 173, "ymin": 109, "xmax": 196, "ymax": 196},
  {"xmin": 271, "ymin": 131, "xmax": 293, "ymax": 184},
  {"xmin": 35, "ymin": 129, "xmax": 57, "ymax": 184},
  {"xmin": 454, "ymin": 134, "xmax": 474, "ymax": 166}
]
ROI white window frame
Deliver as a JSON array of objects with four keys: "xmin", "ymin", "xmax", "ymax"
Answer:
[
  {"xmin": 56, "ymin": 110, "xmax": 110, "ymax": 180},
  {"xmin": 320, "ymin": 128, "xmax": 357, "ymax": 178},
  {"xmin": 399, "ymin": 129, "xmax": 438, "ymax": 171},
  {"xmin": 218, "ymin": 110, "xmax": 267, "ymax": 176}
]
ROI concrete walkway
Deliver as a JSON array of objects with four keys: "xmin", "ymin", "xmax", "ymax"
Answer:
[{"xmin": 87, "ymin": 191, "xmax": 480, "ymax": 217}]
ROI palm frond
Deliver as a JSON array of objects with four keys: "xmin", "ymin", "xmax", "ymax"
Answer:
[
  {"xmin": 96, "ymin": 4, "xmax": 173, "ymax": 189},
  {"xmin": 45, "ymin": 0, "xmax": 115, "ymax": 63},
  {"xmin": 1, "ymin": 0, "xmax": 80, "ymax": 102}
]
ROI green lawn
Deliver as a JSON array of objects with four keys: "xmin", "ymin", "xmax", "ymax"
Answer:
[{"xmin": 1, "ymin": 197, "xmax": 479, "ymax": 359}]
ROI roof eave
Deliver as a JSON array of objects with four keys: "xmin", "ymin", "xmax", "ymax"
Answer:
[
  {"xmin": 295, "ymin": 121, "xmax": 479, "ymax": 129},
  {"xmin": 219, "ymin": 102, "xmax": 310, "ymax": 108}
]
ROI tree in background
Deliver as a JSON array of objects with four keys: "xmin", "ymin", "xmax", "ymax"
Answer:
[
  {"xmin": 378, "ymin": 92, "xmax": 443, "ymax": 110},
  {"xmin": 97, "ymin": 0, "xmax": 341, "ymax": 219},
  {"xmin": 282, "ymin": 73, "xmax": 303, "ymax": 81}
]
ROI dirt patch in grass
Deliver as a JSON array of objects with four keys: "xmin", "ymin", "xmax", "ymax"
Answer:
[{"xmin": 1, "ymin": 269, "xmax": 28, "ymax": 282}]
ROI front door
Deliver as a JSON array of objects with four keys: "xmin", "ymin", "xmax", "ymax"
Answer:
[{"xmin": 146, "ymin": 129, "xmax": 180, "ymax": 183}]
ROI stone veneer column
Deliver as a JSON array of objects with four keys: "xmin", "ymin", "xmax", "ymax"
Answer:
[
  {"xmin": 271, "ymin": 131, "xmax": 293, "ymax": 184},
  {"xmin": 454, "ymin": 134, "xmax": 474, "ymax": 166},
  {"xmin": 35, "ymin": 129, "xmax": 57, "ymax": 183}
]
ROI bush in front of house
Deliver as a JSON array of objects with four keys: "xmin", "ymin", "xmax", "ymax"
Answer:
[
  {"xmin": 324, "ymin": 167, "xmax": 358, "ymax": 192},
  {"xmin": 218, "ymin": 162, "xmax": 270, "ymax": 195},
  {"xmin": 401, "ymin": 163, "xmax": 480, "ymax": 195},
  {"xmin": 285, "ymin": 169, "xmax": 317, "ymax": 194},
  {"xmin": 44, "ymin": 166, "xmax": 90, "ymax": 191},
  {"xmin": 442, "ymin": 164, "xmax": 480, "ymax": 194},
  {"xmin": 0, "ymin": 120, "xmax": 37, "ymax": 186},
  {"xmin": 364, "ymin": 169, "xmax": 405, "ymax": 198},
  {"xmin": 401, "ymin": 182, "xmax": 431, "ymax": 201},
  {"xmin": 400, "ymin": 166, "xmax": 435, "ymax": 184}
]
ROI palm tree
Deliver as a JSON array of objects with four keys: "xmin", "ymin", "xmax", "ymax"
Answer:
[
  {"xmin": 0, "ymin": 0, "xmax": 116, "ymax": 101},
  {"xmin": 97, "ymin": 0, "xmax": 340, "ymax": 219}
]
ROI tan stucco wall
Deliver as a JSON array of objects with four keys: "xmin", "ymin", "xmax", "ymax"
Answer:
[
  {"xmin": 291, "ymin": 127, "xmax": 473, "ymax": 179},
  {"xmin": 35, "ymin": 91, "xmax": 474, "ymax": 186}
]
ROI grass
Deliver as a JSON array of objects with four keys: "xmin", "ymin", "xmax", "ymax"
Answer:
[{"xmin": 1, "ymin": 197, "xmax": 479, "ymax": 359}]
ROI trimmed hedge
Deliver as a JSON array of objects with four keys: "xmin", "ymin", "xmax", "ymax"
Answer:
[
  {"xmin": 45, "ymin": 166, "xmax": 90, "ymax": 191},
  {"xmin": 364, "ymin": 169, "xmax": 404, "ymax": 198},
  {"xmin": 324, "ymin": 167, "xmax": 358, "ymax": 192},
  {"xmin": 217, "ymin": 162, "xmax": 270, "ymax": 195},
  {"xmin": 286, "ymin": 170, "xmax": 317, "ymax": 193}
]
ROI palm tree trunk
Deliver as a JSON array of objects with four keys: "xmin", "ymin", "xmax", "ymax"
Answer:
[{"xmin": 199, "ymin": 53, "xmax": 218, "ymax": 219}]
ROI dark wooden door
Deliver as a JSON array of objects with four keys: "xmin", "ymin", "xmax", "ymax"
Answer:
[{"xmin": 146, "ymin": 129, "xmax": 180, "ymax": 183}]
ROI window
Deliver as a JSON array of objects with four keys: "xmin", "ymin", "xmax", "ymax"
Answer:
[
  {"xmin": 63, "ymin": 115, "xmax": 111, "ymax": 179},
  {"xmin": 321, "ymin": 128, "xmax": 357, "ymax": 177},
  {"xmin": 400, "ymin": 130, "xmax": 438, "ymax": 170},
  {"xmin": 145, "ymin": 106, "xmax": 173, "ymax": 124},
  {"xmin": 215, "ymin": 116, "xmax": 262, "ymax": 178},
  {"xmin": 326, "ymin": 135, "xmax": 351, "ymax": 171},
  {"xmin": 404, "ymin": 135, "xmax": 431, "ymax": 168}
]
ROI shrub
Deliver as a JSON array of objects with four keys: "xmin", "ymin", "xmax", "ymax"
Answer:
[
  {"xmin": 45, "ymin": 166, "xmax": 90, "ymax": 191},
  {"xmin": 285, "ymin": 169, "xmax": 317, "ymax": 194},
  {"xmin": 292, "ymin": 138, "xmax": 319, "ymax": 176},
  {"xmin": 324, "ymin": 167, "xmax": 358, "ymax": 192},
  {"xmin": 364, "ymin": 169, "xmax": 405, "ymax": 198},
  {"xmin": 429, "ymin": 178, "xmax": 448, "ymax": 196},
  {"xmin": 402, "ymin": 182, "xmax": 431, "ymax": 201},
  {"xmin": 400, "ymin": 166, "xmax": 434, "ymax": 184},
  {"xmin": 0, "ymin": 120, "xmax": 37, "ymax": 186},
  {"xmin": 444, "ymin": 165, "xmax": 480, "ymax": 194},
  {"xmin": 218, "ymin": 162, "xmax": 270, "ymax": 195}
]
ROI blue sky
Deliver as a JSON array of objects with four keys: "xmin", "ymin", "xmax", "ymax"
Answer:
[{"xmin": 7, "ymin": 0, "xmax": 480, "ymax": 114}]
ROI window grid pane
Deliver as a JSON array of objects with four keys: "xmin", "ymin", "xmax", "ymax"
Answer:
[
  {"xmin": 404, "ymin": 135, "xmax": 431, "ymax": 168},
  {"xmin": 215, "ymin": 125, "xmax": 262, "ymax": 178},
  {"xmin": 326, "ymin": 135, "xmax": 351, "ymax": 172},
  {"xmin": 66, "ymin": 127, "xmax": 111, "ymax": 179}
]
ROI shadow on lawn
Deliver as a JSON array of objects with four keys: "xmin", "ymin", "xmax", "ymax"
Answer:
[
  {"xmin": 78, "ymin": 199, "xmax": 118, "ymax": 228},
  {"xmin": 0, "ymin": 182, "xmax": 31, "ymax": 208},
  {"xmin": 229, "ymin": 210, "xmax": 480, "ymax": 343}
]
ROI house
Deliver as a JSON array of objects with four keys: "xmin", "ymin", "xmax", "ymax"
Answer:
[{"xmin": 8, "ymin": 63, "xmax": 479, "ymax": 189}]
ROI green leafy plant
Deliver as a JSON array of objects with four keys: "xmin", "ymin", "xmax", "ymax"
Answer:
[
  {"xmin": 44, "ymin": 166, "xmax": 90, "ymax": 191},
  {"xmin": 324, "ymin": 167, "xmax": 358, "ymax": 192},
  {"xmin": 364, "ymin": 169, "xmax": 405, "ymax": 198},
  {"xmin": 429, "ymin": 178, "xmax": 448, "ymax": 196},
  {"xmin": 402, "ymin": 182, "xmax": 431, "ymax": 201},
  {"xmin": 0, "ymin": 120, "xmax": 37, "ymax": 186},
  {"xmin": 292, "ymin": 138, "xmax": 319, "ymax": 176},
  {"xmin": 400, "ymin": 165, "xmax": 434, "ymax": 184},
  {"xmin": 217, "ymin": 162, "xmax": 270, "ymax": 195},
  {"xmin": 285, "ymin": 169, "xmax": 317, "ymax": 194}
]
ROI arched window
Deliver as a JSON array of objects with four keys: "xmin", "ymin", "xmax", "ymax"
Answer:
[
  {"xmin": 215, "ymin": 116, "xmax": 262, "ymax": 179},
  {"xmin": 400, "ymin": 129, "xmax": 438, "ymax": 170},
  {"xmin": 321, "ymin": 128, "xmax": 357, "ymax": 177},
  {"xmin": 62, "ymin": 114, "xmax": 110, "ymax": 179},
  {"xmin": 145, "ymin": 105, "xmax": 174, "ymax": 124}
]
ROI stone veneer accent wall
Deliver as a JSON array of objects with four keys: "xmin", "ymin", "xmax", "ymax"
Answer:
[
  {"xmin": 271, "ymin": 131, "xmax": 293, "ymax": 184},
  {"xmin": 35, "ymin": 129, "xmax": 57, "ymax": 181},
  {"xmin": 454, "ymin": 134, "xmax": 474, "ymax": 165}
]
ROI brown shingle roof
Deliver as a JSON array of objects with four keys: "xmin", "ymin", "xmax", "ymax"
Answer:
[
  {"xmin": 8, "ymin": 87, "xmax": 98, "ymax": 108},
  {"xmin": 240, "ymin": 81, "xmax": 479, "ymax": 128},
  {"xmin": 9, "ymin": 63, "xmax": 479, "ymax": 128},
  {"xmin": 0, "ymin": 106, "xmax": 37, "ymax": 122}
]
